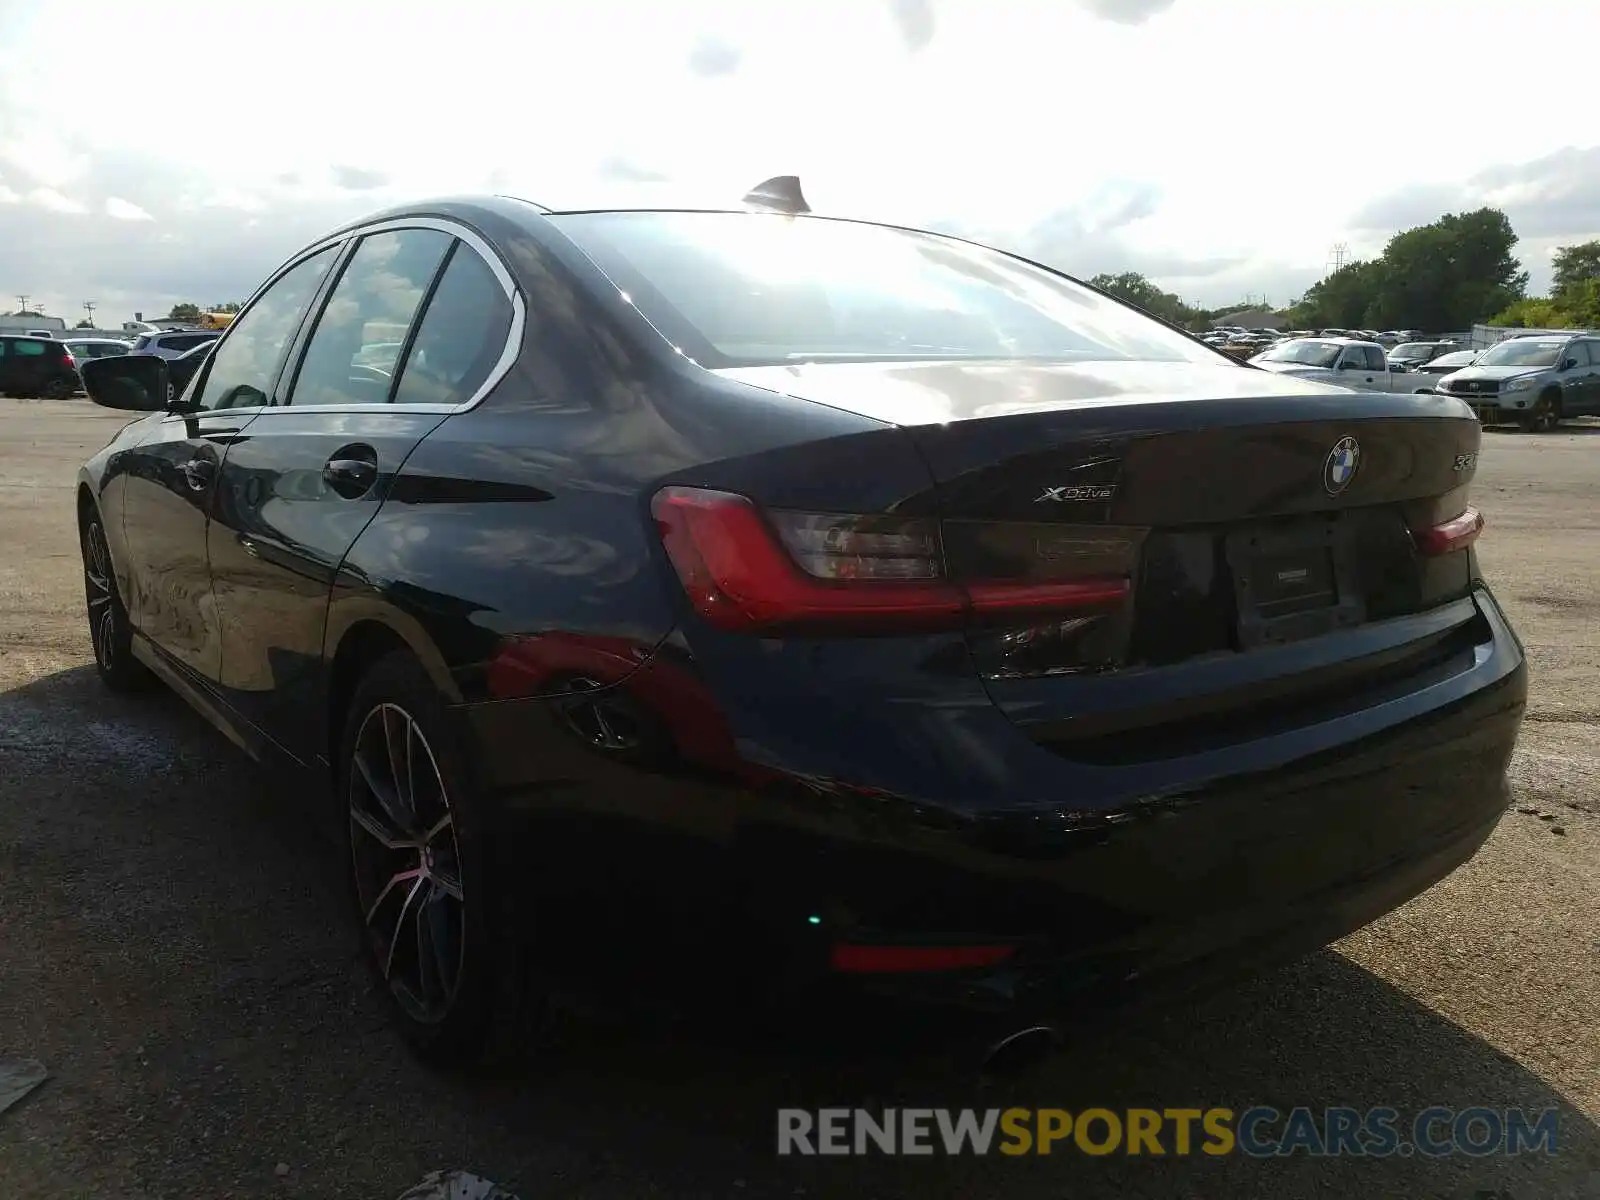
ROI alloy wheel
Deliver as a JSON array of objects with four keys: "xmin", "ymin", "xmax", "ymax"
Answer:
[
  {"xmin": 83, "ymin": 521, "xmax": 116, "ymax": 672},
  {"xmin": 348, "ymin": 703, "xmax": 466, "ymax": 1024}
]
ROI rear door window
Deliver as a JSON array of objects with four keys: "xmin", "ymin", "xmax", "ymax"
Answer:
[
  {"xmin": 390, "ymin": 242, "xmax": 515, "ymax": 407},
  {"xmin": 1364, "ymin": 345, "xmax": 1386, "ymax": 371}
]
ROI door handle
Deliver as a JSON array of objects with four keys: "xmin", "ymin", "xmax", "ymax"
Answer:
[
  {"xmin": 323, "ymin": 453, "xmax": 378, "ymax": 499},
  {"xmin": 183, "ymin": 459, "xmax": 215, "ymax": 491}
]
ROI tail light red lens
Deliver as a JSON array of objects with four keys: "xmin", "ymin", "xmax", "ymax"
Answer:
[
  {"xmin": 62, "ymin": 351, "xmax": 76, "ymax": 367},
  {"xmin": 650, "ymin": 486, "xmax": 1130, "ymax": 634},
  {"xmin": 1412, "ymin": 506, "xmax": 1483, "ymax": 557}
]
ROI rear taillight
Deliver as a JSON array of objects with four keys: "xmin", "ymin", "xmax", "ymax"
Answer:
[
  {"xmin": 1412, "ymin": 506, "xmax": 1483, "ymax": 557},
  {"xmin": 61, "ymin": 351, "xmax": 76, "ymax": 367},
  {"xmin": 651, "ymin": 486, "xmax": 1129, "ymax": 634}
]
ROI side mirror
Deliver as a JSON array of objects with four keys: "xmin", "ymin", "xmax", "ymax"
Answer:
[
  {"xmin": 1561, "ymin": 357, "xmax": 1579, "ymax": 371},
  {"xmin": 80, "ymin": 353, "xmax": 171, "ymax": 413}
]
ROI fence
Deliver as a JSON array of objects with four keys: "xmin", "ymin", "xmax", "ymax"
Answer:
[{"xmin": 1467, "ymin": 324, "xmax": 1600, "ymax": 350}]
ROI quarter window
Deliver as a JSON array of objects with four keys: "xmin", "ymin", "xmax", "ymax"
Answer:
[
  {"xmin": 11, "ymin": 338, "xmax": 46, "ymax": 357},
  {"xmin": 191, "ymin": 246, "xmax": 338, "ymax": 411},
  {"xmin": 390, "ymin": 243, "xmax": 514, "ymax": 407},
  {"xmin": 286, "ymin": 228, "xmax": 453, "ymax": 407}
]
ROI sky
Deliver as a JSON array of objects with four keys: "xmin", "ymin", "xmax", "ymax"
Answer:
[{"xmin": 2, "ymin": 0, "xmax": 1598, "ymax": 325}]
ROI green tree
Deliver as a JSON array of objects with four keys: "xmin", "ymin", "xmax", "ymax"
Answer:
[
  {"xmin": 1087, "ymin": 271, "xmax": 1201, "ymax": 328},
  {"xmin": 1369, "ymin": 208, "xmax": 1526, "ymax": 330},
  {"xmin": 1551, "ymin": 240, "xmax": 1600, "ymax": 300},
  {"xmin": 74, "ymin": 318, "xmax": 94, "ymax": 328},
  {"xmin": 208, "ymin": 302, "xmax": 242, "ymax": 313},
  {"xmin": 1492, "ymin": 276, "xmax": 1600, "ymax": 330},
  {"xmin": 1289, "ymin": 260, "xmax": 1385, "ymax": 329},
  {"xmin": 1290, "ymin": 208, "xmax": 1527, "ymax": 331},
  {"xmin": 167, "ymin": 302, "xmax": 201, "ymax": 321},
  {"xmin": 1489, "ymin": 298, "xmax": 1570, "ymax": 329}
]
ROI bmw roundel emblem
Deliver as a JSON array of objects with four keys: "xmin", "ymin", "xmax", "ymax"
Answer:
[{"xmin": 1323, "ymin": 435, "xmax": 1360, "ymax": 495}]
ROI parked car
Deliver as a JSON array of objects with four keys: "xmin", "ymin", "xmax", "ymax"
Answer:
[
  {"xmin": 1408, "ymin": 349, "xmax": 1481, "ymax": 389},
  {"xmin": 0, "ymin": 332, "xmax": 80, "ymax": 398},
  {"xmin": 130, "ymin": 329, "xmax": 221, "ymax": 360},
  {"xmin": 75, "ymin": 192, "xmax": 1525, "ymax": 1071},
  {"xmin": 63, "ymin": 337, "xmax": 132, "ymax": 363},
  {"xmin": 1249, "ymin": 337, "xmax": 1439, "ymax": 393},
  {"xmin": 1433, "ymin": 332, "xmax": 1600, "ymax": 430},
  {"xmin": 1387, "ymin": 340, "xmax": 1461, "ymax": 369}
]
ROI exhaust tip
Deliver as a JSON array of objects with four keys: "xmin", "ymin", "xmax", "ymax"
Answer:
[{"xmin": 980, "ymin": 1025, "xmax": 1062, "ymax": 1078}]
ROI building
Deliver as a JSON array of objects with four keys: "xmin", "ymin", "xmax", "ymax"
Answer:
[
  {"xmin": 0, "ymin": 313, "xmax": 67, "ymax": 333},
  {"xmin": 1211, "ymin": 308, "xmax": 1288, "ymax": 331}
]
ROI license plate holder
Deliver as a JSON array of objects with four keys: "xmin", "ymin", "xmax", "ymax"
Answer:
[{"xmin": 1226, "ymin": 520, "xmax": 1367, "ymax": 649}]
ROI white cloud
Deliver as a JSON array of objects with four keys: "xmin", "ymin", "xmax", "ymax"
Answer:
[
  {"xmin": 27, "ymin": 188, "xmax": 87, "ymax": 214},
  {"xmin": 1, "ymin": 0, "xmax": 1598, "ymax": 318},
  {"xmin": 104, "ymin": 197, "xmax": 153, "ymax": 221}
]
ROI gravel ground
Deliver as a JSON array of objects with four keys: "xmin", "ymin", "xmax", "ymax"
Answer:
[{"xmin": 0, "ymin": 399, "xmax": 1596, "ymax": 1200}]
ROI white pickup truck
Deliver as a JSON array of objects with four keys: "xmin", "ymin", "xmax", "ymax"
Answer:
[{"xmin": 1248, "ymin": 337, "xmax": 1438, "ymax": 394}]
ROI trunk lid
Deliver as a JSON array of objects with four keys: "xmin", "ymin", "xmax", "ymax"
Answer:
[{"xmin": 714, "ymin": 359, "xmax": 1486, "ymax": 753}]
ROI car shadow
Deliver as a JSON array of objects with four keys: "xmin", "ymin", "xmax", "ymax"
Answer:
[{"xmin": 1, "ymin": 665, "xmax": 1595, "ymax": 1200}]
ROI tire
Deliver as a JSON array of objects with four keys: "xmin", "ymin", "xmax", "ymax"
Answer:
[
  {"xmin": 340, "ymin": 651, "xmax": 549, "ymax": 1071},
  {"xmin": 81, "ymin": 511, "xmax": 153, "ymax": 692},
  {"xmin": 44, "ymin": 378, "xmax": 75, "ymax": 400},
  {"xmin": 1519, "ymin": 392, "xmax": 1561, "ymax": 433}
]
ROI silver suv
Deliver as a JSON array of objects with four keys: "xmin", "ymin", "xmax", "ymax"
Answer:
[
  {"xmin": 1435, "ymin": 332, "xmax": 1600, "ymax": 431},
  {"xmin": 130, "ymin": 329, "xmax": 221, "ymax": 360}
]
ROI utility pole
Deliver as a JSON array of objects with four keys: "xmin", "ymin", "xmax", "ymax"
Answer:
[
  {"xmin": 83, "ymin": 301, "xmax": 96, "ymax": 325},
  {"xmin": 1325, "ymin": 243, "xmax": 1349, "ymax": 276},
  {"xmin": 16, "ymin": 294, "xmax": 29, "ymax": 314}
]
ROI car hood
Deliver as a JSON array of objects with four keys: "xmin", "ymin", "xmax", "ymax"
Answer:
[
  {"xmin": 1442, "ymin": 365, "xmax": 1548, "ymax": 383},
  {"xmin": 710, "ymin": 357, "xmax": 1358, "ymax": 426}
]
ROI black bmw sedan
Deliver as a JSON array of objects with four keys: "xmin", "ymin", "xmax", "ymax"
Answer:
[{"xmin": 76, "ymin": 188, "xmax": 1526, "ymax": 1070}]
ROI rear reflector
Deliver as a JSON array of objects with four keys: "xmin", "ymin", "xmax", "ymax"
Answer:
[
  {"xmin": 651, "ymin": 486, "xmax": 1129, "ymax": 634},
  {"xmin": 829, "ymin": 943, "xmax": 1018, "ymax": 974},
  {"xmin": 1413, "ymin": 506, "xmax": 1483, "ymax": 557}
]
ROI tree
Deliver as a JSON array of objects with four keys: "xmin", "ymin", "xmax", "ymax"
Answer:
[
  {"xmin": 1551, "ymin": 240, "xmax": 1600, "ymax": 300},
  {"xmin": 1289, "ymin": 207, "xmax": 1527, "ymax": 331},
  {"xmin": 208, "ymin": 302, "xmax": 242, "ymax": 313},
  {"xmin": 1087, "ymin": 271, "xmax": 1202, "ymax": 328},
  {"xmin": 74, "ymin": 318, "xmax": 94, "ymax": 329},
  {"xmin": 1489, "ymin": 298, "xmax": 1569, "ymax": 329},
  {"xmin": 1490, "ymin": 276, "xmax": 1600, "ymax": 330},
  {"xmin": 1289, "ymin": 259, "xmax": 1386, "ymax": 329},
  {"xmin": 1369, "ymin": 208, "xmax": 1526, "ymax": 330},
  {"xmin": 167, "ymin": 302, "xmax": 201, "ymax": 321}
]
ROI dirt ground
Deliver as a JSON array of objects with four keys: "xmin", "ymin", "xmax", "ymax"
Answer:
[{"xmin": 1, "ymin": 398, "xmax": 1596, "ymax": 1200}]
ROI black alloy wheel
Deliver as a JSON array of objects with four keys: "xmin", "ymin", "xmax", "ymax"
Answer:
[
  {"xmin": 348, "ymin": 700, "xmax": 466, "ymax": 1026},
  {"xmin": 341, "ymin": 652, "xmax": 546, "ymax": 1069},
  {"xmin": 81, "ymin": 513, "xmax": 150, "ymax": 691}
]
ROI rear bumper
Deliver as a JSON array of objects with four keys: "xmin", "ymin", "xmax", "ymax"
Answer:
[
  {"xmin": 465, "ymin": 587, "xmax": 1526, "ymax": 1021},
  {"xmin": 743, "ymin": 587, "xmax": 1526, "ymax": 1013}
]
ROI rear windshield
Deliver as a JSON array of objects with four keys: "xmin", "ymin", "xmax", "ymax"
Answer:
[
  {"xmin": 549, "ymin": 211, "xmax": 1223, "ymax": 368},
  {"xmin": 1390, "ymin": 342, "xmax": 1438, "ymax": 358}
]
